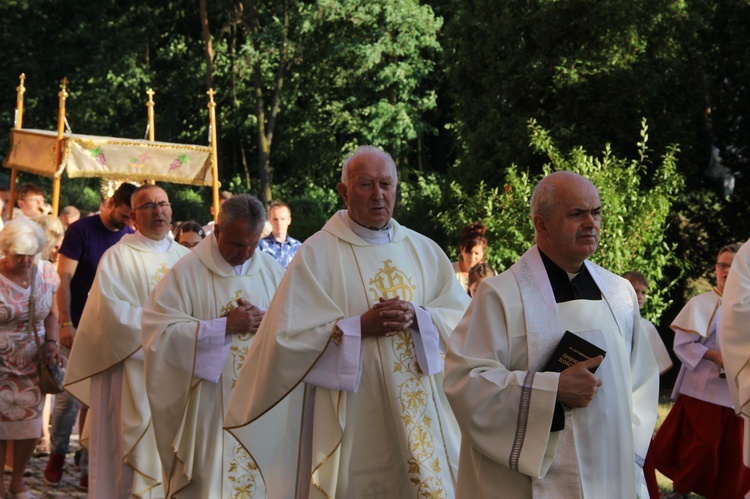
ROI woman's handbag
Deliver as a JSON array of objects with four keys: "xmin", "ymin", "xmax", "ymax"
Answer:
[{"xmin": 25, "ymin": 264, "xmax": 65, "ymax": 394}]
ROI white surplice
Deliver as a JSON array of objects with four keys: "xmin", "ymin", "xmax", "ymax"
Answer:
[
  {"xmin": 64, "ymin": 233, "xmax": 190, "ymax": 498},
  {"xmin": 443, "ymin": 245, "xmax": 659, "ymax": 498},
  {"xmin": 225, "ymin": 211, "xmax": 470, "ymax": 498},
  {"xmin": 142, "ymin": 234, "xmax": 291, "ymax": 498},
  {"xmin": 641, "ymin": 318, "xmax": 672, "ymax": 375},
  {"xmin": 720, "ymin": 237, "xmax": 750, "ymax": 466}
]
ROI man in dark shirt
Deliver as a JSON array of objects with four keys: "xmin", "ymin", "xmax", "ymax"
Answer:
[{"xmin": 44, "ymin": 182, "xmax": 136, "ymax": 488}]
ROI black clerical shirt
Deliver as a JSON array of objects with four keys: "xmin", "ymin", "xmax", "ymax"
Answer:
[
  {"xmin": 539, "ymin": 250, "xmax": 602, "ymax": 303},
  {"xmin": 539, "ymin": 250, "xmax": 602, "ymax": 431}
]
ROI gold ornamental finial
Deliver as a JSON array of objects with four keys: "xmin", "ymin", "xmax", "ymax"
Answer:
[
  {"xmin": 15, "ymin": 73, "xmax": 27, "ymax": 129},
  {"xmin": 207, "ymin": 88, "xmax": 216, "ymax": 106},
  {"xmin": 59, "ymin": 77, "xmax": 69, "ymax": 100},
  {"xmin": 146, "ymin": 88, "xmax": 155, "ymax": 105},
  {"xmin": 17, "ymin": 73, "xmax": 26, "ymax": 97}
]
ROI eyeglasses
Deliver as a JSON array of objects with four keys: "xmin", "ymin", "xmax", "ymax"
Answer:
[
  {"xmin": 716, "ymin": 262, "xmax": 732, "ymax": 270},
  {"xmin": 135, "ymin": 201, "xmax": 171, "ymax": 211}
]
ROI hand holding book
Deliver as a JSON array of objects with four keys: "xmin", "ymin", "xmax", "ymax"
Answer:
[
  {"xmin": 549, "ymin": 331, "xmax": 605, "ymax": 409},
  {"xmin": 557, "ymin": 356, "xmax": 604, "ymax": 408},
  {"xmin": 545, "ymin": 331, "xmax": 607, "ymax": 431}
]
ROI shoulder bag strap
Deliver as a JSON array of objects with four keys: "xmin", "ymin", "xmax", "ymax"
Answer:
[{"xmin": 25, "ymin": 263, "xmax": 42, "ymax": 354}]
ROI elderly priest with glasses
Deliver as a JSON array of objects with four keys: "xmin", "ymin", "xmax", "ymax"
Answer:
[{"xmin": 64, "ymin": 185, "xmax": 189, "ymax": 498}]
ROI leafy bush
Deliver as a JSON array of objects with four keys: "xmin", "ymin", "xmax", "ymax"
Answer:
[{"xmin": 419, "ymin": 119, "xmax": 686, "ymax": 321}]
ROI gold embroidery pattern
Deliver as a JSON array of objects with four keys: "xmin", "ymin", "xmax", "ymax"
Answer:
[
  {"xmin": 149, "ymin": 262, "xmax": 169, "ymax": 288},
  {"xmin": 222, "ymin": 290, "xmax": 253, "ymax": 389},
  {"xmin": 369, "ymin": 259, "xmax": 446, "ymax": 497},
  {"xmin": 368, "ymin": 259, "xmax": 417, "ymax": 303},
  {"xmin": 227, "ymin": 442, "xmax": 261, "ymax": 498},
  {"xmin": 220, "ymin": 290, "xmax": 244, "ymax": 317},
  {"xmin": 230, "ymin": 343, "xmax": 249, "ymax": 390},
  {"xmin": 331, "ymin": 327, "xmax": 343, "ymax": 347},
  {"xmin": 392, "ymin": 331, "xmax": 446, "ymax": 497}
]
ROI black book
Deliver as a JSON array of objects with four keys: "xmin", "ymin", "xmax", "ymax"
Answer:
[
  {"xmin": 544, "ymin": 331, "xmax": 606, "ymax": 432},
  {"xmin": 544, "ymin": 330, "xmax": 606, "ymax": 373}
]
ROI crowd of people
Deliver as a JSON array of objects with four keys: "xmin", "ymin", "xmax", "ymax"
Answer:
[{"xmin": 0, "ymin": 148, "xmax": 748, "ymax": 498}]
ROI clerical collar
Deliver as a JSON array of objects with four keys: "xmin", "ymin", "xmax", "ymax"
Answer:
[
  {"xmin": 134, "ymin": 231, "xmax": 171, "ymax": 253},
  {"xmin": 539, "ymin": 249, "xmax": 601, "ymax": 303},
  {"xmin": 346, "ymin": 213, "xmax": 393, "ymax": 245}
]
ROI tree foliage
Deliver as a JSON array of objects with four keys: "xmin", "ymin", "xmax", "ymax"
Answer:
[
  {"xmin": 411, "ymin": 120, "xmax": 686, "ymax": 321},
  {"xmin": 0, "ymin": 0, "xmax": 748, "ymax": 323},
  {"xmin": 196, "ymin": 0, "xmax": 443, "ymax": 204},
  {"xmin": 448, "ymin": 0, "xmax": 706, "ymax": 186},
  {"xmin": 0, "ymin": 0, "xmax": 444, "ymax": 213}
]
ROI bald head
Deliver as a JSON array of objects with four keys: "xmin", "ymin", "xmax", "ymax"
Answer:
[
  {"xmin": 531, "ymin": 171, "xmax": 602, "ymax": 273},
  {"xmin": 337, "ymin": 146, "xmax": 398, "ymax": 230},
  {"xmin": 531, "ymin": 171, "xmax": 597, "ymax": 219}
]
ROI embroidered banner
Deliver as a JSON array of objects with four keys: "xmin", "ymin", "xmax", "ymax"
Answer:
[
  {"xmin": 4, "ymin": 129, "xmax": 214, "ymax": 186},
  {"xmin": 2, "ymin": 129, "xmax": 60, "ymax": 176},
  {"xmin": 64, "ymin": 134, "xmax": 213, "ymax": 186}
]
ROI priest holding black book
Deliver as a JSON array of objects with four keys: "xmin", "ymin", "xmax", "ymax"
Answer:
[{"xmin": 444, "ymin": 171, "xmax": 659, "ymax": 498}]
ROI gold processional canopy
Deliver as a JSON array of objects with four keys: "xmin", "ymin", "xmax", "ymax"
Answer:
[{"xmin": 4, "ymin": 128, "xmax": 213, "ymax": 186}]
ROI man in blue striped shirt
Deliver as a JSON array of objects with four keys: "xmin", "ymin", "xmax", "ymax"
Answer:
[{"xmin": 258, "ymin": 201, "xmax": 301, "ymax": 269}]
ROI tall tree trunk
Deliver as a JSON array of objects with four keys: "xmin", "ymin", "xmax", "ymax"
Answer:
[
  {"xmin": 240, "ymin": 143, "xmax": 252, "ymax": 191},
  {"xmin": 200, "ymin": 0, "xmax": 215, "ymax": 90},
  {"xmin": 246, "ymin": 0, "xmax": 289, "ymax": 205}
]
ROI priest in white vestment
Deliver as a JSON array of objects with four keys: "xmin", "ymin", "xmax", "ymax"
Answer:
[
  {"xmin": 142, "ymin": 194, "xmax": 290, "ymax": 498},
  {"xmin": 444, "ymin": 171, "xmax": 659, "ymax": 498},
  {"xmin": 720, "ymin": 237, "xmax": 750, "ymax": 467},
  {"xmin": 64, "ymin": 185, "xmax": 189, "ymax": 498},
  {"xmin": 224, "ymin": 146, "xmax": 470, "ymax": 498}
]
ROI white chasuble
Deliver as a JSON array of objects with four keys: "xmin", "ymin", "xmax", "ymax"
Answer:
[
  {"xmin": 142, "ymin": 236, "xmax": 291, "ymax": 498},
  {"xmin": 720, "ymin": 237, "xmax": 750, "ymax": 465},
  {"xmin": 444, "ymin": 245, "xmax": 659, "ymax": 499},
  {"xmin": 64, "ymin": 234, "xmax": 190, "ymax": 498},
  {"xmin": 314, "ymin": 244, "xmax": 457, "ymax": 498},
  {"xmin": 225, "ymin": 211, "xmax": 470, "ymax": 499}
]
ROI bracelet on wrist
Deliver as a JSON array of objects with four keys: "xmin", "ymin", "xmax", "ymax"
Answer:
[
  {"xmin": 60, "ymin": 321, "xmax": 73, "ymax": 328},
  {"xmin": 45, "ymin": 338, "xmax": 58, "ymax": 344}
]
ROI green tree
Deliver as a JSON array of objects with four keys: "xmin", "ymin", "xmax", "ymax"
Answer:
[
  {"xmin": 448, "ymin": 0, "xmax": 703, "ymax": 187},
  {"xmin": 199, "ymin": 0, "xmax": 443, "ymax": 204},
  {"xmin": 409, "ymin": 120, "xmax": 686, "ymax": 321}
]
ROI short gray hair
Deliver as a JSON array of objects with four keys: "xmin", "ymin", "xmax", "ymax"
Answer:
[
  {"xmin": 0, "ymin": 217, "xmax": 47, "ymax": 256},
  {"xmin": 341, "ymin": 145, "xmax": 398, "ymax": 185},
  {"xmin": 216, "ymin": 194, "xmax": 266, "ymax": 233},
  {"xmin": 61, "ymin": 205, "xmax": 80, "ymax": 218},
  {"xmin": 34, "ymin": 215, "xmax": 65, "ymax": 261},
  {"xmin": 530, "ymin": 177, "xmax": 558, "ymax": 219}
]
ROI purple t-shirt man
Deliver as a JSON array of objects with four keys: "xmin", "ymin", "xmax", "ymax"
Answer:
[{"xmin": 59, "ymin": 214, "xmax": 134, "ymax": 326}]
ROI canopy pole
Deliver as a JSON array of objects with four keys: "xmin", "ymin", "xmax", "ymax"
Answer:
[
  {"xmin": 146, "ymin": 88, "xmax": 155, "ymax": 141},
  {"xmin": 51, "ymin": 77, "xmax": 68, "ymax": 217},
  {"xmin": 207, "ymin": 88, "xmax": 219, "ymax": 222},
  {"xmin": 146, "ymin": 88, "xmax": 156, "ymax": 184},
  {"xmin": 8, "ymin": 73, "xmax": 26, "ymax": 221}
]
